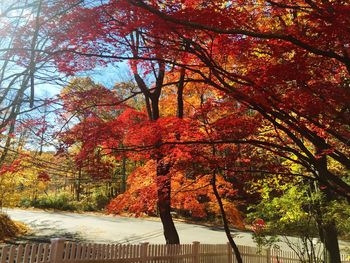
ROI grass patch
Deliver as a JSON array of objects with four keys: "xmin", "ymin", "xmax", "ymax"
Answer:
[{"xmin": 0, "ymin": 213, "xmax": 28, "ymax": 241}]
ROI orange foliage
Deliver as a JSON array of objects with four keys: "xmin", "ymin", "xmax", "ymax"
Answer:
[{"xmin": 108, "ymin": 160, "xmax": 244, "ymax": 228}]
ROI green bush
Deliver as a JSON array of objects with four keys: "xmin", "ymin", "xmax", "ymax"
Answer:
[
  {"xmin": 19, "ymin": 198, "xmax": 32, "ymax": 208},
  {"xmin": 38, "ymin": 193, "xmax": 74, "ymax": 210},
  {"xmin": 19, "ymin": 191, "xmax": 111, "ymax": 212},
  {"xmin": 93, "ymin": 192, "xmax": 109, "ymax": 210},
  {"xmin": 71, "ymin": 200, "xmax": 96, "ymax": 211},
  {"xmin": 19, "ymin": 193, "xmax": 76, "ymax": 211}
]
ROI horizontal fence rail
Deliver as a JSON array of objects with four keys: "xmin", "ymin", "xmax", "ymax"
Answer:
[{"xmin": 0, "ymin": 239, "xmax": 349, "ymax": 263}]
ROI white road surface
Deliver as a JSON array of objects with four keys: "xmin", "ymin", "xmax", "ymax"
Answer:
[
  {"xmin": 4, "ymin": 208, "xmax": 254, "ymax": 245},
  {"xmin": 4, "ymin": 208, "xmax": 349, "ymax": 253}
]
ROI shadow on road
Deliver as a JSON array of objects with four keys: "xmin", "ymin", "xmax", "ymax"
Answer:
[{"xmin": 5, "ymin": 231, "xmax": 86, "ymax": 245}]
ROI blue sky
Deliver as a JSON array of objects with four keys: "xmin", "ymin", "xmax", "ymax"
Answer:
[{"xmin": 36, "ymin": 62, "xmax": 131, "ymax": 99}]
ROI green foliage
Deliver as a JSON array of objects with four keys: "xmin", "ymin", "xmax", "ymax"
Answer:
[
  {"xmin": 247, "ymin": 183, "xmax": 324, "ymax": 261},
  {"xmin": 20, "ymin": 193, "xmax": 76, "ymax": 211},
  {"xmin": 19, "ymin": 190, "xmax": 111, "ymax": 212},
  {"xmin": 249, "ymin": 184, "xmax": 319, "ymax": 235},
  {"xmin": 325, "ymin": 200, "xmax": 350, "ymax": 240},
  {"xmin": 92, "ymin": 191, "xmax": 110, "ymax": 210},
  {"xmin": 248, "ymin": 179, "xmax": 350, "ymax": 260}
]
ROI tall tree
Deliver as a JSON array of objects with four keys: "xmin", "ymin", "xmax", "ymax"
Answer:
[{"xmin": 16, "ymin": 0, "xmax": 349, "ymax": 260}]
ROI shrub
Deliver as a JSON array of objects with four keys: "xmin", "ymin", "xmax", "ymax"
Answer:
[
  {"xmin": 93, "ymin": 192, "xmax": 110, "ymax": 210},
  {"xmin": 19, "ymin": 198, "xmax": 32, "ymax": 208},
  {"xmin": 71, "ymin": 200, "xmax": 96, "ymax": 211},
  {"xmin": 19, "ymin": 193, "xmax": 76, "ymax": 211},
  {"xmin": 19, "ymin": 191, "xmax": 111, "ymax": 212}
]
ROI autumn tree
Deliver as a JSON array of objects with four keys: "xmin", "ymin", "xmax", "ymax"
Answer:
[
  {"xmin": 104, "ymin": 1, "xmax": 349, "ymax": 261},
  {"xmin": 0, "ymin": 0, "xmax": 84, "ymax": 210},
  {"xmin": 57, "ymin": 78, "xmax": 124, "ymax": 200},
  {"xmin": 11, "ymin": 0, "xmax": 349, "ymax": 261},
  {"xmin": 44, "ymin": 2, "xmax": 193, "ymax": 244},
  {"xmin": 0, "ymin": 0, "xmax": 77, "ymax": 129},
  {"xmin": 57, "ymin": 74, "xmax": 269, "ymax": 262}
]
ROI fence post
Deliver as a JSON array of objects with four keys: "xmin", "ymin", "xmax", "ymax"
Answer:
[
  {"xmin": 192, "ymin": 241, "xmax": 200, "ymax": 263},
  {"xmin": 266, "ymin": 247, "xmax": 271, "ymax": 263},
  {"xmin": 227, "ymin": 242, "xmax": 233, "ymax": 263},
  {"xmin": 140, "ymin": 242, "xmax": 149, "ymax": 263},
  {"xmin": 50, "ymin": 238, "xmax": 65, "ymax": 263}
]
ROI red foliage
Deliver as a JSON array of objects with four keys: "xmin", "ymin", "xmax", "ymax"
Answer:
[
  {"xmin": 252, "ymin": 218, "xmax": 266, "ymax": 233},
  {"xmin": 0, "ymin": 159, "xmax": 23, "ymax": 176},
  {"xmin": 37, "ymin": 171, "xmax": 50, "ymax": 182},
  {"xmin": 26, "ymin": 0, "xmax": 349, "ymax": 219}
]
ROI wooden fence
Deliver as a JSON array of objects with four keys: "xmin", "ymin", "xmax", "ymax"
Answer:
[{"xmin": 0, "ymin": 239, "xmax": 349, "ymax": 263}]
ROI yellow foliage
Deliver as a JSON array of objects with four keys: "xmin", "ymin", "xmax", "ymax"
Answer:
[{"xmin": 0, "ymin": 152, "xmax": 56, "ymax": 208}]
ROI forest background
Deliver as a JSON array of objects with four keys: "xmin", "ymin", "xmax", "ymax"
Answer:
[{"xmin": 0, "ymin": 1, "xmax": 349, "ymax": 263}]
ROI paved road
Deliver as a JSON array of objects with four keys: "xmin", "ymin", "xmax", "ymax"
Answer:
[
  {"xmin": 4, "ymin": 208, "xmax": 255, "ymax": 245},
  {"xmin": 4, "ymin": 208, "xmax": 349, "ymax": 253}
]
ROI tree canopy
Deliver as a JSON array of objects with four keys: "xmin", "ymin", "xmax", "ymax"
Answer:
[{"xmin": 0, "ymin": 1, "xmax": 349, "ymax": 262}]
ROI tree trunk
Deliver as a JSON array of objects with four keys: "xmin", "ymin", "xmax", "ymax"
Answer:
[
  {"xmin": 76, "ymin": 167, "xmax": 81, "ymax": 201},
  {"xmin": 316, "ymin": 146, "xmax": 341, "ymax": 263},
  {"xmin": 121, "ymin": 156, "xmax": 127, "ymax": 193},
  {"xmin": 156, "ymin": 158, "xmax": 180, "ymax": 244},
  {"xmin": 211, "ymin": 171, "xmax": 242, "ymax": 263},
  {"xmin": 319, "ymin": 185, "xmax": 341, "ymax": 263},
  {"xmin": 322, "ymin": 221, "xmax": 341, "ymax": 263},
  {"xmin": 134, "ymin": 59, "xmax": 179, "ymax": 244},
  {"xmin": 177, "ymin": 67, "xmax": 185, "ymax": 119}
]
